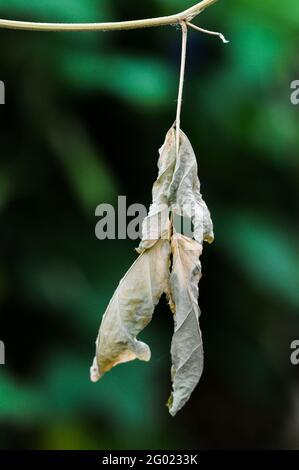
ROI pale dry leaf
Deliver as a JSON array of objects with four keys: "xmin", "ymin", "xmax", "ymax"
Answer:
[
  {"xmin": 167, "ymin": 232, "xmax": 204, "ymax": 416},
  {"xmin": 168, "ymin": 129, "xmax": 214, "ymax": 245},
  {"xmin": 90, "ymin": 237, "xmax": 171, "ymax": 382},
  {"xmin": 91, "ymin": 126, "xmax": 214, "ymax": 418},
  {"xmin": 137, "ymin": 127, "xmax": 176, "ymax": 253}
]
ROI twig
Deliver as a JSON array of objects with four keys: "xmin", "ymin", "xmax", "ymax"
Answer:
[
  {"xmin": 176, "ymin": 22, "xmax": 188, "ymax": 158},
  {"xmin": 0, "ymin": 0, "xmax": 219, "ymax": 32},
  {"xmin": 187, "ymin": 21, "xmax": 229, "ymax": 43}
]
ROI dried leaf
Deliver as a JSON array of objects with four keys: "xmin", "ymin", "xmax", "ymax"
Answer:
[
  {"xmin": 167, "ymin": 233, "xmax": 204, "ymax": 416},
  {"xmin": 168, "ymin": 130, "xmax": 214, "ymax": 244},
  {"xmin": 137, "ymin": 127, "xmax": 176, "ymax": 253},
  {"xmin": 165, "ymin": 128, "xmax": 213, "ymax": 415},
  {"xmin": 90, "ymin": 237, "xmax": 171, "ymax": 382},
  {"xmin": 91, "ymin": 126, "xmax": 214, "ymax": 418}
]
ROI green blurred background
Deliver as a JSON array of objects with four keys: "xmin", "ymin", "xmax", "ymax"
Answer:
[{"xmin": 0, "ymin": 0, "xmax": 299, "ymax": 450}]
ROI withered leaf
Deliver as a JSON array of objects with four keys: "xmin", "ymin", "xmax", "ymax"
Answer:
[
  {"xmin": 168, "ymin": 129, "xmax": 214, "ymax": 245},
  {"xmin": 167, "ymin": 232, "xmax": 203, "ymax": 416},
  {"xmin": 90, "ymin": 237, "xmax": 171, "ymax": 382},
  {"xmin": 91, "ymin": 125, "xmax": 214, "ymax": 418},
  {"xmin": 137, "ymin": 127, "xmax": 176, "ymax": 253}
]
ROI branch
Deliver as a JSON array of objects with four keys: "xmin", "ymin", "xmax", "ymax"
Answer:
[
  {"xmin": 0, "ymin": 0, "xmax": 219, "ymax": 32},
  {"xmin": 187, "ymin": 21, "xmax": 229, "ymax": 43}
]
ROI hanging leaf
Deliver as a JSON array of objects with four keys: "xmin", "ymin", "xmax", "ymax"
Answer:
[
  {"xmin": 137, "ymin": 127, "xmax": 176, "ymax": 253},
  {"xmin": 168, "ymin": 130, "xmax": 214, "ymax": 244},
  {"xmin": 167, "ymin": 232, "xmax": 204, "ymax": 416},
  {"xmin": 90, "ymin": 237, "xmax": 171, "ymax": 382},
  {"xmin": 91, "ymin": 126, "xmax": 214, "ymax": 417}
]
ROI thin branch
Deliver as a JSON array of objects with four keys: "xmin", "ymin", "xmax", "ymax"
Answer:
[
  {"xmin": 0, "ymin": 0, "xmax": 219, "ymax": 32},
  {"xmin": 176, "ymin": 22, "xmax": 188, "ymax": 158},
  {"xmin": 187, "ymin": 21, "xmax": 229, "ymax": 43}
]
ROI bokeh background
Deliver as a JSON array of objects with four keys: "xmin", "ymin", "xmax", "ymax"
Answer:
[{"xmin": 0, "ymin": 0, "xmax": 299, "ymax": 450}]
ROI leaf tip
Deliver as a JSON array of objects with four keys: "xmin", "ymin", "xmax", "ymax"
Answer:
[
  {"xmin": 136, "ymin": 341, "xmax": 151, "ymax": 362},
  {"xmin": 90, "ymin": 357, "xmax": 101, "ymax": 383},
  {"xmin": 166, "ymin": 394, "xmax": 177, "ymax": 417},
  {"xmin": 205, "ymin": 233, "xmax": 215, "ymax": 244}
]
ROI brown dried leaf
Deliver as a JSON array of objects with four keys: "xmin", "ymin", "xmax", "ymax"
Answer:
[
  {"xmin": 90, "ymin": 237, "xmax": 171, "ymax": 382},
  {"xmin": 167, "ymin": 233, "xmax": 204, "ymax": 416}
]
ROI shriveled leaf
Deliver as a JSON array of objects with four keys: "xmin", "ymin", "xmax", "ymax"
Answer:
[
  {"xmin": 167, "ymin": 233, "xmax": 204, "ymax": 416},
  {"xmin": 91, "ymin": 238, "xmax": 171, "ymax": 382},
  {"xmin": 91, "ymin": 126, "xmax": 214, "ymax": 417},
  {"xmin": 168, "ymin": 129, "xmax": 214, "ymax": 244},
  {"xmin": 138, "ymin": 128, "xmax": 176, "ymax": 253}
]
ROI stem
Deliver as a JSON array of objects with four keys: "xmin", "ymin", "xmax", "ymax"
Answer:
[
  {"xmin": 187, "ymin": 21, "xmax": 229, "ymax": 43},
  {"xmin": 176, "ymin": 22, "xmax": 188, "ymax": 158},
  {"xmin": 0, "ymin": 0, "xmax": 219, "ymax": 32}
]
